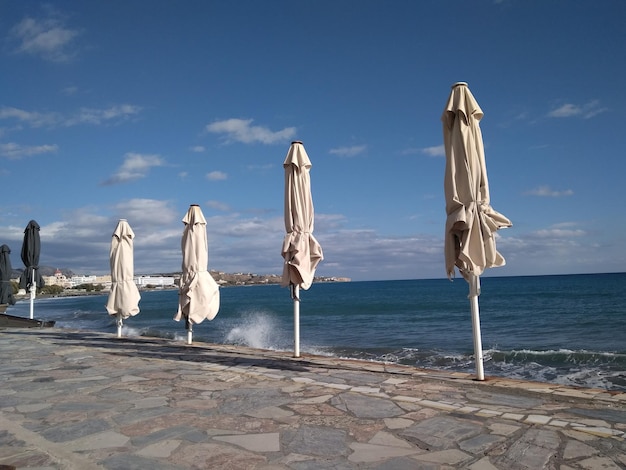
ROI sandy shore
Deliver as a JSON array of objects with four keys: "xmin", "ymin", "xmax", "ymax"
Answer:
[{"xmin": 0, "ymin": 328, "xmax": 624, "ymax": 469}]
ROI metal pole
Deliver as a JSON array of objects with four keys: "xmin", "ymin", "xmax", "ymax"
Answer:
[
  {"xmin": 293, "ymin": 285, "xmax": 300, "ymax": 357},
  {"xmin": 117, "ymin": 313, "xmax": 123, "ymax": 338},
  {"xmin": 187, "ymin": 320, "xmax": 193, "ymax": 345},
  {"xmin": 29, "ymin": 267, "xmax": 35, "ymax": 320},
  {"xmin": 468, "ymin": 273, "xmax": 484, "ymax": 380},
  {"xmin": 470, "ymin": 295, "xmax": 485, "ymax": 380}
]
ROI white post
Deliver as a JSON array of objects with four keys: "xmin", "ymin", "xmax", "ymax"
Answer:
[
  {"xmin": 117, "ymin": 313, "xmax": 123, "ymax": 338},
  {"xmin": 468, "ymin": 274, "xmax": 485, "ymax": 381},
  {"xmin": 187, "ymin": 320, "xmax": 193, "ymax": 345},
  {"xmin": 293, "ymin": 285, "xmax": 300, "ymax": 358},
  {"xmin": 29, "ymin": 267, "xmax": 35, "ymax": 320}
]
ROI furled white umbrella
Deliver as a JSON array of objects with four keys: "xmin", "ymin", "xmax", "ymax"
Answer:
[
  {"xmin": 442, "ymin": 82, "xmax": 512, "ymax": 380},
  {"xmin": 105, "ymin": 219, "xmax": 141, "ymax": 338},
  {"xmin": 174, "ymin": 204, "xmax": 220, "ymax": 344},
  {"xmin": 281, "ymin": 141, "xmax": 323, "ymax": 357}
]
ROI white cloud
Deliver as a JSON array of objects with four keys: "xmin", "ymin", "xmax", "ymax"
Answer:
[
  {"xmin": 547, "ymin": 100, "xmax": 607, "ymax": 119},
  {"xmin": 491, "ymin": 221, "xmax": 621, "ymax": 276},
  {"xmin": 0, "ymin": 202, "xmax": 182, "ymax": 275},
  {"xmin": 206, "ymin": 118, "xmax": 296, "ymax": 144},
  {"xmin": 314, "ymin": 229, "xmax": 443, "ymax": 280},
  {"xmin": 206, "ymin": 171, "xmax": 227, "ymax": 181},
  {"xmin": 532, "ymin": 228, "xmax": 585, "ymax": 238},
  {"xmin": 400, "ymin": 146, "xmax": 445, "ymax": 157},
  {"xmin": 329, "ymin": 145, "xmax": 366, "ymax": 157},
  {"xmin": 113, "ymin": 199, "xmax": 178, "ymax": 227},
  {"xmin": 61, "ymin": 86, "xmax": 79, "ymax": 95},
  {"xmin": 10, "ymin": 13, "xmax": 81, "ymax": 62},
  {"xmin": 206, "ymin": 200, "xmax": 231, "ymax": 212},
  {"xmin": 101, "ymin": 153, "xmax": 165, "ymax": 185},
  {"xmin": 0, "ymin": 142, "xmax": 58, "ymax": 159},
  {"xmin": 190, "ymin": 145, "xmax": 205, "ymax": 152},
  {"xmin": 548, "ymin": 104, "xmax": 580, "ymax": 118},
  {"xmin": 421, "ymin": 145, "xmax": 445, "ymax": 157},
  {"xmin": 550, "ymin": 222, "xmax": 578, "ymax": 229},
  {"xmin": 247, "ymin": 163, "xmax": 274, "ymax": 171},
  {"xmin": 0, "ymin": 105, "xmax": 141, "ymax": 128},
  {"xmin": 0, "ymin": 106, "xmax": 58, "ymax": 128},
  {"xmin": 0, "ymin": 203, "xmax": 620, "ymax": 280},
  {"xmin": 524, "ymin": 185, "xmax": 574, "ymax": 197},
  {"xmin": 65, "ymin": 105, "xmax": 142, "ymax": 126}
]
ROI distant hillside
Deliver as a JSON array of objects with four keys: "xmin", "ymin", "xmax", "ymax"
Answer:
[
  {"xmin": 10, "ymin": 266, "xmax": 75, "ymax": 279},
  {"xmin": 8, "ymin": 266, "xmax": 349, "ymax": 287}
]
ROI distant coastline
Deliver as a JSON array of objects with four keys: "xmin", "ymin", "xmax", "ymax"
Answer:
[
  {"xmin": 208, "ymin": 271, "xmax": 351, "ymax": 287},
  {"xmin": 11, "ymin": 270, "xmax": 351, "ymax": 301}
]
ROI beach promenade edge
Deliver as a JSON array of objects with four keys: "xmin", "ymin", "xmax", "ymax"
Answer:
[{"xmin": 0, "ymin": 328, "xmax": 624, "ymax": 469}]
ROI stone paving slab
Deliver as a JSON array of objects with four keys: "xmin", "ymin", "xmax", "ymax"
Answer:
[{"xmin": 0, "ymin": 328, "xmax": 624, "ymax": 469}]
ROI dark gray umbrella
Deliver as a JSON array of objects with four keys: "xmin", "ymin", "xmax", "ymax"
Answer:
[
  {"xmin": 0, "ymin": 244, "xmax": 16, "ymax": 307},
  {"xmin": 19, "ymin": 220, "xmax": 44, "ymax": 319}
]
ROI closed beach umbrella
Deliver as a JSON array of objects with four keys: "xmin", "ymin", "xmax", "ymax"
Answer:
[
  {"xmin": 281, "ymin": 141, "xmax": 323, "ymax": 357},
  {"xmin": 174, "ymin": 204, "xmax": 220, "ymax": 344},
  {"xmin": 0, "ymin": 245, "xmax": 16, "ymax": 307},
  {"xmin": 442, "ymin": 82, "xmax": 512, "ymax": 380},
  {"xmin": 19, "ymin": 220, "xmax": 44, "ymax": 320},
  {"xmin": 105, "ymin": 219, "xmax": 141, "ymax": 338}
]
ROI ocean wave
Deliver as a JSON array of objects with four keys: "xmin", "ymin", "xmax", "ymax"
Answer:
[
  {"xmin": 6, "ymin": 280, "xmax": 626, "ymax": 392},
  {"xmin": 309, "ymin": 345, "xmax": 626, "ymax": 392},
  {"xmin": 486, "ymin": 348, "xmax": 626, "ymax": 367},
  {"xmin": 223, "ymin": 311, "xmax": 290, "ymax": 351}
]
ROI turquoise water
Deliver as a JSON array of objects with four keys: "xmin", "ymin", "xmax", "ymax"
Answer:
[{"xmin": 6, "ymin": 273, "xmax": 626, "ymax": 391}]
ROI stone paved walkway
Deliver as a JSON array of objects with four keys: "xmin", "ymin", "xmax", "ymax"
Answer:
[{"xmin": 0, "ymin": 329, "xmax": 624, "ymax": 469}]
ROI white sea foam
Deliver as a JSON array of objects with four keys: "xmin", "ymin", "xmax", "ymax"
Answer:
[
  {"xmin": 121, "ymin": 326, "xmax": 142, "ymax": 338},
  {"xmin": 224, "ymin": 311, "xmax": 286, "ymax": 350}
]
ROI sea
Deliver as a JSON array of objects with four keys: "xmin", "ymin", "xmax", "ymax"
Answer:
[{"xmin": 5, "ymin": 272, "xmax": 625, "ymax": 392}]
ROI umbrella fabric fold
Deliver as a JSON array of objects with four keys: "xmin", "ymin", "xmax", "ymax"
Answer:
[
  {"xmin": 443, "ymin": 82, "xmax": 511, "ymax": 287},
  {"xmin": 0, "ymin": 245, "xmax": 16, "ymax": 306},
  {"xmin": 442, "ymin": 82, "xmax": 511, "ymax": 380},
  {"xmin": 281, "ymin": 141, "xmax": 323, "ymax": 358},
  {"xmin": 105, "ymin": 219, "xmax": 141, "ymax": 336},
  {"xmin": 281, "ymin": 141, "xmax": 323, "ymax": 291},
  {"xmin": 175, "ymin": 205, "xmax": 220, "ymax": 341}
]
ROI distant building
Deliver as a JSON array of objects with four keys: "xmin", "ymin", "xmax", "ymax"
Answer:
[
  {"xmin": 71, "ymin": 275, "xmax": 97, "ymax": 286},
  {"xmin": 42, "ymin": 269, "xmax": 72, "ymax": 288},
  {"xmin": 94, "ymin": 275, "xmax": 112, "ymax": 290},
  {"xmin": 134, "ymin": 275, "xmax": 175, "ymax": 288},
  {"xmin": 41, "ymin": 269, "xmax": 174, "ymax": 290},
  {"xmin": 69, "ymin": 274, "xmax": 111, "ymax": 288}
]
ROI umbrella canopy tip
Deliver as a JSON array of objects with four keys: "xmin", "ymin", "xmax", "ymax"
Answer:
[
  {"xmin": 291, "ymin": 140, "xmax": 303, "ymax": 145},
  {"xmin": 452, "ymin": 81, "xmax": 468, "ymax": 88}
]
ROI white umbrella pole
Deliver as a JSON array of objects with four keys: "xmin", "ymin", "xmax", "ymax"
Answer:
[
  {"xmin": 293, "ymin": 285, "xmax": 300, "ymax": 358},
  {"xmin": 116, "ymin": 313, "xmax": 123, "ymax": 338},
  {"xmin": 29, "ymin": 288, "xmax": 34, "ymax": 319},
  {"xmin": 187, "ymin": 320, "xmax": 193, "ymax": 345},
  {"xmin": 469, "ymin": 274, "xmax": 484, "ymax": 381},
  {"xmin": 29, "ymin": 267, "xmax": 35, "ymax": 320}
]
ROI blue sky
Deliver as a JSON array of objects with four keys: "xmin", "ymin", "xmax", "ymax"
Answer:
[{"xmin": 1, "ymin": 1, "xmax": 625, "ymax": 281}]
